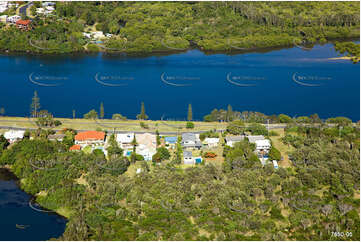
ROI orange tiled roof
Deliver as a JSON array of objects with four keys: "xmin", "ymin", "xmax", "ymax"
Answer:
[
  {"xmin": 16, "ymin": 19, "xmax": 31, "ymax": 25},
  {"xmin": 75, "ymin": 131, "xmax": 105, "ymax": 141},
  {"xmin": 69, "ymin": 144, "xmax": 81, "ymax": 151}
]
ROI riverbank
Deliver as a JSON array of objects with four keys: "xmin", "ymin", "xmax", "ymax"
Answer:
[
  {"xmin": 0, "ymin": 167, "xmax": 67, "ymax": 240},
  {"xmin": 0, "ymin": 166, "xmax": 71, "ymax": 219}
]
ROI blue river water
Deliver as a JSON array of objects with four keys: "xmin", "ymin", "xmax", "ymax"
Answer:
[
  {"xmin": 0, "ymin": 168, "xmax": 66, "ymax": 240},
  {"xmin": 0, "ymin": 42, "xmax": 359, "ymax": 121}
]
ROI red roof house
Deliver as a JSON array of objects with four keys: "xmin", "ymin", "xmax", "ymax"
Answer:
[
  {"xmin": 75, "ymin": 131, "xmax": 105, "ymax": 144},
  {"xmin": 69, "ymin": 144, "xmax": 81, "ymax": 151},
  {"xmin": 15, "ymin": 19, "xmax": 32, "ymax": 30}
]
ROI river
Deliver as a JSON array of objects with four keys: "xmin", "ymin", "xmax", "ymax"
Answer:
[
  {"xmin": 0, "ymin": 168, "xmax": 66, "ymax": 241},
  {"xmin": 0, "ymin": 42, "xmax": 359, "ymax": 121}
]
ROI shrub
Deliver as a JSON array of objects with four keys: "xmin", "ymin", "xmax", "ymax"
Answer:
[
  {"xmin": 186, "ymin": 122, "xmax": 194, "ymax": 129},
  {"xmin": 140, "ymin": 122, "xmax": 149, "ymax": 129}
]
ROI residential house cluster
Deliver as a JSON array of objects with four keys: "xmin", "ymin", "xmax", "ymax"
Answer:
[
  {"xmin": 116, "ymin": 132, "xmax": 156, "ymax": 161},
  {"xmin": 0, "ymin": 14, "xmax": 32, "ymax": 30}
]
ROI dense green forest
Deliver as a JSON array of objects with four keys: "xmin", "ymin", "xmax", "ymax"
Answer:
[
  {"xmin": 0, "ymin": 1, "xmax": 359, "ymax": 54},
  {"xmin": 0, "ymin": 118, "xmax": 359, "ymax": 240}
]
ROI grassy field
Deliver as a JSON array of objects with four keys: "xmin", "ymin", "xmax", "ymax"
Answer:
[
  {"xmin": 269, "ymin": 128, "xmax": 293, "ymax": 167},
  {"xmin": 0, "ymin": 116, "xmax": 227, "ymax": 133},
  {"xmin": 0, "ymin": 117, "xmax": 227, "ymax": 133}
]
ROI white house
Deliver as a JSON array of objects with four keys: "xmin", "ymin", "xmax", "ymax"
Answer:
[
  {"xmin": 91, "ymin": 31, "xmax": 105, "ymax": 39},
  {"xmin": 136, "ymin": 144, "xmax": 156, "ymax": 161},
  {"xmin": 135, "ymin": 133, "xmax": 157, "ymax": 161},
  {"xmin": 225, "ymin": 135, "xmax": 245, "ymax": 147},
  {"xmin": 83, "ymin": 32, "xmax": 91, "ymax": 39},
  {"xmin": 203, "ymin": 137, "xmax": 219, "ymax": 148},
  {"xmin": 247, "ymin": 135, "xmax": 265, "ymax": 143},
  {"xmin": 181, "ymin": 133, "xmax": 202, "ymax": 150},
  {"xmin": 0, "ymin": 15, "xmax": 8, "ymax": 23},
  {"xmin": 42, "ymin": 2, "xmax": 56, "ymax": 7},
  {"xmin": 45, "ymin": 6, "xmax": 55, "ymax": 11},
  {"xmin": 183, "ymin": 151, "xmax": 194, "ymax": 165},
  {"xmin": 272, "ymin": 160, "xmax": 279, "ymax": 169},
  {"xmin": 7, "ymin": 15, "xmax": 21, "ymax": 24},
  {"xmin": 0, "ymin": 2, "xmax": 8, "ymax": 13},
  {"xmin": 116, "ymin": 133, "xmax": 134, "ymax": 150},
  {"xmin": 254, "ymin": 139, "xmax": 271, "ymax": 152},
  {"xmin": 36, "ymin": 7, "xmax": 44, "ymax": 13},
  {"xmin": 4, "ymin": 130, "xmax": 25, "ymax": 143}
]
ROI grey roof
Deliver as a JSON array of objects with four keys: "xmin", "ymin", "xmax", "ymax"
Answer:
[
  {"xmin": 183, "ymin": 151, "xmax": 192, "ymax": 158},
  {"xmin": 182, "ymin": 133, "xmax": 197, "ymax": 142},
  {"xmin": 182, "ymin": 141, "xmax": 202, "ymax": 148},
  {"xmin": 247, "ymin": 135, "xmax": 265, "ymax": 143},
  {"xmin": 225, "ymin": 135, "xmax": 245, "ymax": 142}
]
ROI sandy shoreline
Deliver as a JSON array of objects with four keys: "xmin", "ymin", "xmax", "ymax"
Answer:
[{"xmin": 328, "ymin": 56, "xmax": 352, "ymax": 60}]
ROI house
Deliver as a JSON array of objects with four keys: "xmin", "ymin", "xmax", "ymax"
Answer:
[
  {"xmin": 0, "ymin": 15, "xmax": 7, "ymax": 23},
  {"xmin": 75, "ymin": 131, "xmax": 105, "ymax": 147},
  {"xmin": 272, "ymin": 160, "xmax": 279, "ymax": 169},
  {"xmin": 254, "ymin": 139, "xmax": 271, "ymax": 152},
  {"xmin": 165, "ymin": 136, "xmax": 177, "ymax": 148},
  {"xmin": 203, "ymin": 138, "xmax": 219, "ymax": 148},
  {"xmin": 183, "ymin": 151, "xmax": 194, "ymax": 165},
  {"xmin": 91, "ymin": 31, "xmax": 105, "ymax": 39},
  {"xmin": 48, "ymin": 134, "xmax": 65, "ymax": 142},
  {"xmin": 247, "ymin": 135, "xmax": 265, "ymax": 143},
  {"xmin": 116, "ymin": 133, "xmax": 134, "ymax": 150},
  {"xmin": 7, "ymin": 15, "xmax": 20, "ymax": 24},
  {"xmin": 36, "ymin": 8, "xmax": 44, "ymax": 14},
  {"xmin": 181, "ymin": 133, "xmax": 202, "ymax": 150},
  {"xmin": 135, "ymin": 133, "xmax": 157, "ymax": 161},
  {"xmin": 45, "ymin": 6, "xmax": 55, "ymax": 11},
  {"xmin": 4, "ymin": 130, "xmax": 25, "ymax": 143},
  {"xmin": 16, "ymin": 19, "xmax": 31, "ymax": 30},
  {"xmin": 0, "ymin": 2, "xmax": 8, "ymax": 13},
  {"xmin": 42, "ymin": 2, "xmax": 56, "ymax": 7},
  {"xmin": 225, "ymin": 135, "xmax": 245, "ymax": 147},
  {"xmin": 69, "ymin": 144, "xmax": 81, "ymax": 151},
  {"xmin": 82, "ymin": 32, "xmax": 91, "ymax": 39}
]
